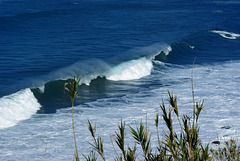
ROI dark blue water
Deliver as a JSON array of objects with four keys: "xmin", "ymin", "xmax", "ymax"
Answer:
[
  {"xmin": 1, "ymin": 0, "xmax": 240, "ymax": 113},
  {"xmin": 0, "ymin": 0, "xmax": 239, "ymax": 119}
]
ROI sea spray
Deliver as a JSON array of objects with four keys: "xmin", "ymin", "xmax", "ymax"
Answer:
[
  {"xmin": 106, "ymin": 44, "xmax": 171, "ymax": 81},
  {"xmin": 0, "ymin": 89, "xmax": 41, "ymax": 129},
  {"xmin": 107, "ymin": 57, "xmax": 153, "ymax": 81}
]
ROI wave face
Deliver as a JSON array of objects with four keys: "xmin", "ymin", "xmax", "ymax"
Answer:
[
  {"xmin": 106, "ymin": 44, "xmax": 172, "ymax": 81},
  {"xmin": 30, "ymin": 43, "xmax": 172, "ymax": 113},
  {"xmin": 0, "ymin": 89, "xmax": 41, "ymax": 129}
]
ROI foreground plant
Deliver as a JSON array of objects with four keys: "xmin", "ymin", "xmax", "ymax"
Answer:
[
  {"xmin": 87, "ymin": 120, "xmax": 106, "ymax": 161},
  {"xmin": 85, "ymin": 91, "xmax": 212, "ymax": 161},
  {"xmin": 129, "ymin": 122, "xmax": 151, "ymax": 160},
  {"xmin": 64, "ymin": 73, "xmax": 237, "ymax": 161},
  {"xmin": 65, "ymin": 73, "xmax": 81, "ymax": 161},
  {"xmin": 211, "ymin": 139, "xmax": 240, "ymax": 161},
  {"xmin": 83, "ymin": 151, "xmax": 98, "ymax": 161},
  {"xmin": 160, "ymin": 91, "xmax": 212, "ymax": 161},
  {"xmin": 115, "ymin": 121, "xmax": 137, "ymax": 161}
]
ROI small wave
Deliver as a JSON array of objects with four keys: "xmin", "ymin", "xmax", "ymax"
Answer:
[
  {"xmin": 211, "ymin": 30, "xmax": 240, "ymax": 39},
  {"xmin": 0, "ymin": 88, "xmax": 41, "ymax": 129}
]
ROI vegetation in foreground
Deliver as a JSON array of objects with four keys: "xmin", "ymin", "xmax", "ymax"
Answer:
[
  {"xmin": 65, "ymin": 74, "xmax": 239, "ymax": 161},
  {"xmin": 64, "ymin": 73, "xmax": 81, "ymax": 161},
  {"xmin": 211, "ymin": 139, "xmax": 240, "ymax": 161}
]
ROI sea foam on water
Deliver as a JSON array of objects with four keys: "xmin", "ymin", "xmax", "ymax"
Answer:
[{"xmin": 0, "ymin": 89, "xmax": 41, "ymax": 129}]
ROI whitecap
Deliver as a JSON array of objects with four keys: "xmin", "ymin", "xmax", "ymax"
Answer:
[
  {"xmin": 164, "ymin": 45, "xmax": 172, "ymax": 55},
  {"xmin": 106, "ymin": 57, "xmax": 153, "ymax": 81},
  {"xmin": 211, "ymin": 30, "xmax": 240, "ymax": 39},
  {"xmin": 106, "ymin": 44, "xmax": 171, "ymax": 81},
  {"xmin": 0, "ymin": 89, "xmax": 41, "ymax": 129}
]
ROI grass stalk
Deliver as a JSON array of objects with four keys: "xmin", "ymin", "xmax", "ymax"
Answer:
[
  {"xmin": 191, "ymin": 57, "xmax": 196, "ymax": 128},
  {"xmin": 65, "ymin": 73, "xmax": 81, "ymax": 161},
  {"xmin": 87, "ymin": 120, "xmax": 106, "ymax": 161}
]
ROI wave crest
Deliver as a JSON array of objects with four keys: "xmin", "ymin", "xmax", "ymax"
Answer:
[
  {"xmin": 0, "ymin": 89, "xmax": 41, "ymax": 129},
  {"xmin": 106, "ymin": 44, "xmax": 171, "ymax": 81},
  {"xmin": 107, "ymin": 57, "xmax": 153, "ymax": 81}
]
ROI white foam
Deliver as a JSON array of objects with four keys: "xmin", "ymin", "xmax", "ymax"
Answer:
[
  {"xmin": 211, "ymin": 30, "xmax": 240, "ymax": 39},
  {"xmin": 106, "ymin": 57, "xmax": 153, "ymax": 81},
  {"xmin": 0, "ymin": 88, "xmax": 41, "ymax": 129},
  {"xmin": 163, "ymin": 45, "xmax": 172, "ymax": 55},
  {"xmin": 38, "ymin": 85, "xmax": 45, "ymax": 93},
  {"xmin": 189, "ymin": 45, "xmax": 195, "ymax": 49},
  {"xmin": 153, "ymin": 59, "xmax": 165, "ymax": 66},
  {"xmin": 106, "ymin": 44, "xmax": 171, "ymax": 81},
  {"xmin": 148, "ymin": 43, "xmax": 172, "ymax": 56}
]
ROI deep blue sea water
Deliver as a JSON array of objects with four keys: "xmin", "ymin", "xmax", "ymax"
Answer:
[{"xmin": 0, "ymin": 0, "xmax": 240, "ymax": 160}]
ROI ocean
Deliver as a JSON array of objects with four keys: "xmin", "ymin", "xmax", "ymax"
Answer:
[{"xmin": 0, "ymin": 0, "xmax": 240, "ymax": 160}]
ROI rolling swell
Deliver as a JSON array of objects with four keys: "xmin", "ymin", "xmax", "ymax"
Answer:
[
  {"xmin": 154, "ymin": 29, "xmax": 240, "ymax": 64},
  {"xmin": 1, "ymin": 29, "xmax": 239, "ymax": 128},
  {"xmin": 31, "ymin": 44, "xmax": 172, "ymax": 113},
  {"xmin": 0, "ymin": 42, "xmax": 170, "ymax": 129},
  {"xmin": 27, "ymin": 43, "xmax": 171, "ymax": 113}
]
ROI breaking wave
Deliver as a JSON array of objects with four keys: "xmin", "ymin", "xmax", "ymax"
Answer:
[
  {"xmin": 0, "ymin": 89, "xmax": 41, "ymax": 129},
  {"xmin": 2, "ymin": 26, "xmax": 239, "ymax": 129},
  {"xmin": 40, "ymin": 43, "xmax": 172, "ymax": 86},
  {"xmin": 0, "ymin": 43, "xmax": 172, "ymax": 126},
  {"xmin": 106, "ymin": 57, "xmax": 153, "ymax": 81},
  {"xmin": 106, "ymin": 44, "xmax": 171, "ymax": 81},
  {"xmin": 2, "ymin": 27, "xmax": 239, "ymax": 128}
]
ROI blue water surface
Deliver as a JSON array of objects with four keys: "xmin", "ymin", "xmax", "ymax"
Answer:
[{"xmin": 0, "ymin": 0, "xmax": 239, "ymax": 111}]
